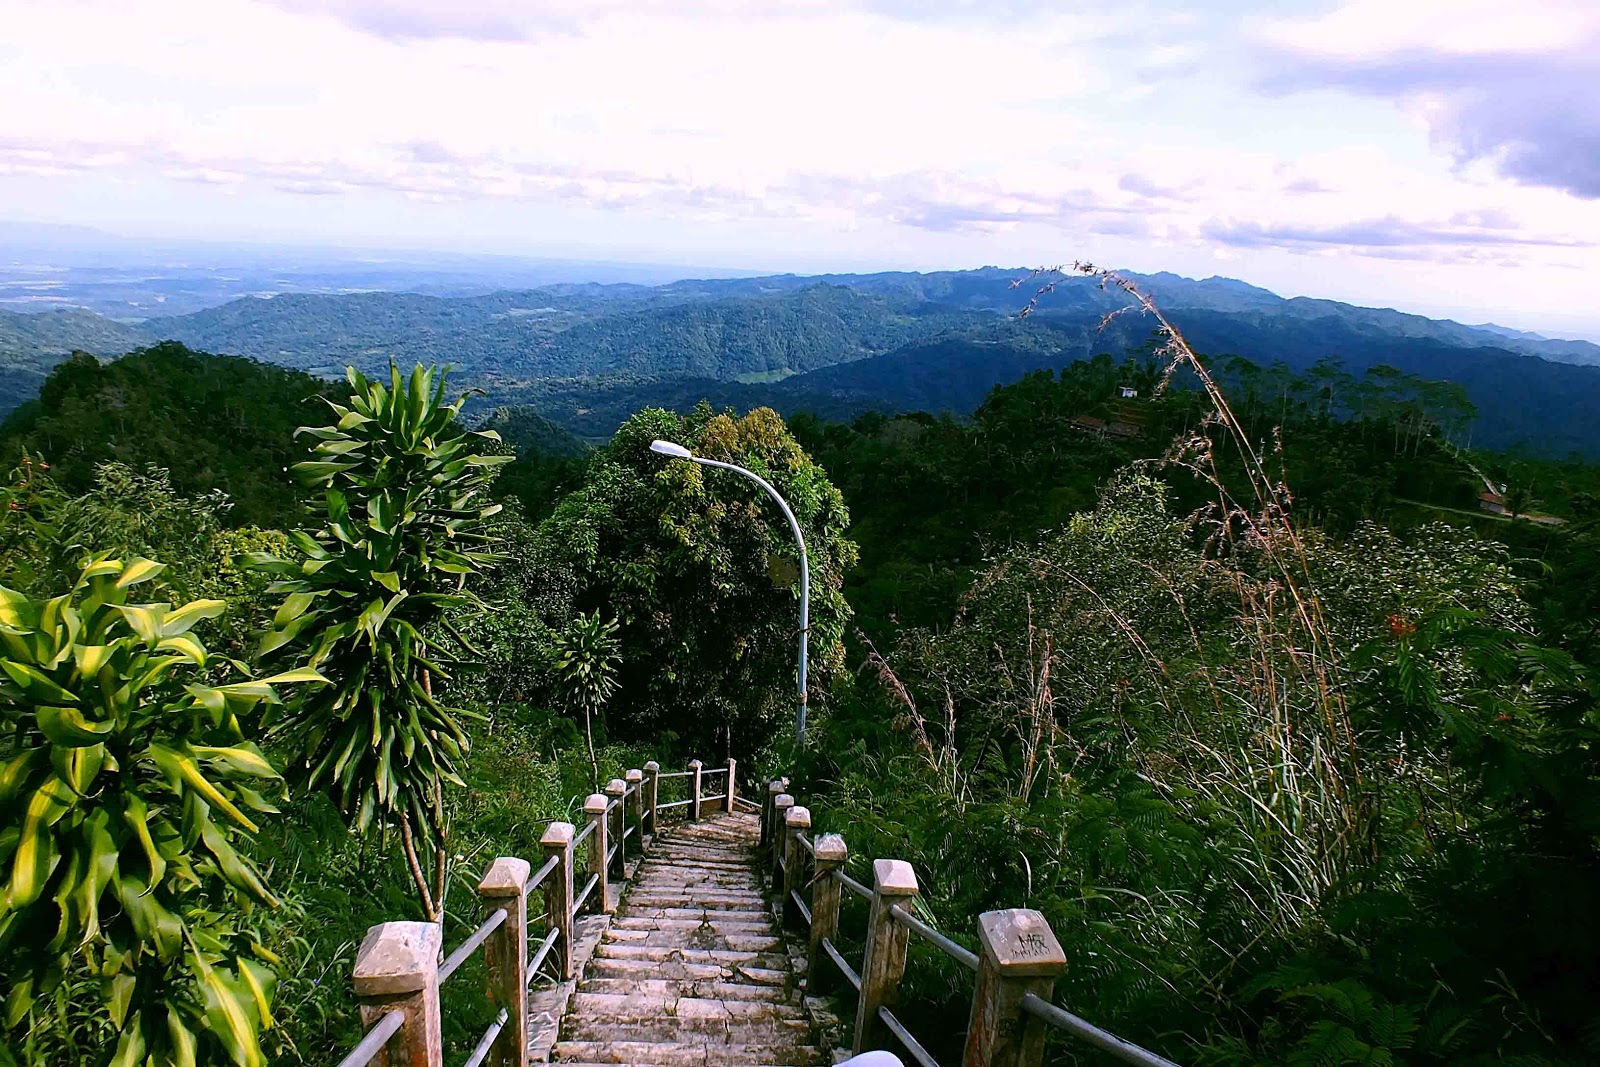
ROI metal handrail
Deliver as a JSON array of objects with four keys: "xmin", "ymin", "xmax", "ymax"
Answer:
[
  {"xmin": 606, "ymin": 844, "xmax": 618, "ymax": 866},
  {"xmin": 701, "ymin": 793, "xmax": 727, "ymax": 803},
  {"xmin": 656, "ymin": 770, "xmax": 695, "ymax": 779},
  {"xmin": 523, "ymin": 854, "xmax": 560, "ymax": 900},
  {"xmin": 1019, "ymin": 993, "xmax": 1183, "ymax": 1067},
  {"xmin": 439, "ymin": 907, "xmax": 507, "ymax": 984},
  {"xmin": 333, "ymin": 1009, "xmax": 404, "ymax": 1067},
  {"xmin": 791, "ymin": 889, "xmax": 812, "ymax": 926},
  {"xmin": 880, "ymin": 1006, "xmax": 942, "ymax": 1067},
  {"xmin": 890, "ymin": 903, "xmax": 979, "ymax": 972},
  {"xmin": 623, "ymin": 825, "xmax": 637, "ymax": 840},
  {"xmin": 573, "ymin": 820, "xmax": 596, "ymax": 847},
  {"xmin": 700, "ymin": 766, "xmax": 728, "ymax": 776},
  {"xmin": 657, "ymin": 798, "xmax": 693, "ymax": 810},
  {"xmin": 461, "ymin": 1008, "xmax": 509, "ymax": 1067},
  {"xmin": 820, "ymin": 937, "xmax": 861, "ymax": 991},
  {"xmin": 528, "ymin": 925, "xmax": 561, "ymax": 984},
  {"xmin": 837, "ymin": 870, "xmax": 872, "ymax": 900},
  {"xmin": 574, "ymin": 873, "xmax": 599, "ymax": 913},
  {"xmin": 797, "ymin": 833, "xmax": 815, "ymax": 855}
]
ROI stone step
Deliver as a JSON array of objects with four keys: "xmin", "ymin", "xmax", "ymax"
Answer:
[
  {"xmin": 603, "ymin": 928, "xmax": 784, "ymax": 952},
  {"xmin": 553, "ymin": 1041, "xmax": 825, "ymax": 1066},
  {"xmin": 569, "ymin": 992, "xmax": 808, "ymax": 1023},
  {"xmin": 585, "ymin": 957, "xmax": 791, "ymax": 986},
  {"xmin": 620, "ymin": 906, "xmax": 774, "ymax": 923},
  {"xmin": 611, "ymin": 916, "xmax": 774, "ymax": 934},
  {"xmin": 576, "ymin": 977, "xmax": 796, "ymax": 1003},
  {"xmin": 595, "ymin": 944, "xmax": 792, "ymax": 969},
  {"xmin": 561, "ymin": 1018, "xmax": 813, "ymax": 1045},
  {"xmin": 622, "ymin": 892, "xmax": 769, "ymax": 910}
]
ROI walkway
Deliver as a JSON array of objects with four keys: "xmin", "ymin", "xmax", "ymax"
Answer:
[{"xmin": 552, "ymin": 811, "xmax": 828, "ymax": 1067}]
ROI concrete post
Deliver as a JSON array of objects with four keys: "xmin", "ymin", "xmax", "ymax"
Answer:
[
  {"xmin": 770, "ymin": 794, "xmax": 794, "ymax": 891},
  {"xmin": 625, "ymin": 768, "xmax": 644, "ymax": 851},
  {"xmin": 761, "ymin": 780, "xmax": 784, "ymax": 849},
  {"xmin": 688, "ymin": 759, "xmax": 703, "ymax": 821},
  {"xmin": 782, "ymin": 805, "xmax": 811, "ymax": 928},
  {"xmin": 725, "ymin": 757, "xmax": 737, "ymax": 814},
  {"xmin": 808, "ymin": 833, "xmax": 848, "ymax": 994},
  {"xmin": 477, "ymin": 859, "xmax": 529, "ymax": 1067},
  {"xmin": 584, "ymin": 792, "xmax": 610, "ymax": 914},
  {"xmin": 605, "ymin": 778, "xmax": 627, "ymax": 878},
  {"xmin": 963, "ymin": 910, "xmax": 1067, "ymax": 1067},
  {"xmin": 541, "ymin": 821, "xmax": 575, "ymax": 980},
  {"xmin": 642, "ymin": 761, "xmax": 660, "ymax": 839},
  {"xmin": 352, "ymin": 921, "xmax": 443, "ymax": 1067},
  {"xmin": 853, "ymin": 859, "xmax": 918, "ymax": 1054}
]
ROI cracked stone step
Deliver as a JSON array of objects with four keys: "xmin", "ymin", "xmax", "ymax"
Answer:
[
  {"xmin": 603, "ymin": 929, "xmax": 784, "ymax": 952},
  {"xmin": 595, "ymin": 944, "xmax": 792, "ymax": 969},
  {"xmin": 561, "ymin": 1018, "xmax": 813, "ymax": 1045},
  {"xmin": 569, "ymin": 992, "xmax": 809, "ymax": 1023},
  {"xmin": 554, "ymin": 1038, "xmax": 823, "ymax": 1064},
  {"xmin": 576, "ymin": 978, "xmax": 796, "ymax": 1003},
  {"xmin": 611, "ymin": 916, "xmax": 775, "ymax": 934},
  {"xmin": 585, "ymin": 957, "xmax": 792, "ymax": 985},
  {"xmin": 620, "ymin": 907, "xmax": 774, "ymax": 923}
]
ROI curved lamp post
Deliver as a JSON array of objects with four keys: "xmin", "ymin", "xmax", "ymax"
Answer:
[{"xmin": 650, "ymin": 439, "xmax": 810, "ymax": 748}]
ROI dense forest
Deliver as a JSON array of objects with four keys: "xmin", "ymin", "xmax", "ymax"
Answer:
[
  {"xmin": 2, "ymin": 272, "xmax": 1598, "ymax": 1066},
  {"xmin": 6, "ymin": 267, "xmax": 1600, "ymax": 457}
]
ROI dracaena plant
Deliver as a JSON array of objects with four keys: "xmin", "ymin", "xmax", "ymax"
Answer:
[
  {"xmin": 0, "ymin": 555, "xmax": 322, "ymax": 1067},
  {"xmin": 251, "ymin": 364, "xmax": 508, "ymax": 921}
]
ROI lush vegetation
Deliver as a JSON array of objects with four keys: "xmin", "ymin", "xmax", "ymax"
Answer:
[{"xmin": 1, "ymin": 274, "xmax": 1598, "ymax": 1067}]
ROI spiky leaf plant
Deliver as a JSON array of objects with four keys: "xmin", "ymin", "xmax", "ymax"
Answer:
[
  {"xmin": 251, "ymin": 364, "xmax": 508, "ymax": 920},
  {"xmin": 551, "ymin": 611, "xmax": 620, "ymax": 790},
  {"xmin": 0, "ymin": 555, "xmax": 321, "ymax": 1067}
]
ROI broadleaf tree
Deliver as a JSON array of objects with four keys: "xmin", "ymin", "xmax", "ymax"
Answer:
[
  {"xmin": 533, "ymin": 405, "xmax": 856, "ymax": 756},
  {"xmin": 0, "ymin": 555, "xmax": 321, "ymax": 1067},
  {"xmin": 250, "ymin": 364, "xmax": 508, "ymax": 921}
]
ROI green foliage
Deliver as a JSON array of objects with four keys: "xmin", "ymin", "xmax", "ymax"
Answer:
[
  {"xmin": 1, "ymin": 343, "xmax": 327, "ymax": 528},
  {"xmin": 252, "ymin": 364, "xmax": 508, "ymax": 918},
  {"xmin": 534, "ymin": 404, "xmax": 856, "ymax": 754},
  {"xmin": 0, "ymin": 556, "xmax": 321, "ymax": 1067},
  {"xmin": 551, "ymin": 611, "xmax": 620, "ymax": 788}
]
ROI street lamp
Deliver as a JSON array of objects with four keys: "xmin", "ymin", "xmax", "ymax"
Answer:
[{"xmin": 650, "ymin": 439, "xmax": 810, "ymax": 747}]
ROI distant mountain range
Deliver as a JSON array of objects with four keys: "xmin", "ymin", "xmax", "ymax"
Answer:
[{"xmin": 3, "ymin": 266, "xmax": 1598, "ymax": 456}]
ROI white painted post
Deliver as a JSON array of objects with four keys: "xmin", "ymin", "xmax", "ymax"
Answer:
[
  {"xmin": 643, "ymin": 760, "xmax": 660, "ymax": 839},
  {"xmin": 725, "ymin": 757, "xmax": 737, "ymax": 814},
  {"xmin": 688, "ymin": 759, "xmax": 703, "ymax": 821}
]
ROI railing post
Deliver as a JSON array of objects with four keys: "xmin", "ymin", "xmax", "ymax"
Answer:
[
  {"xmin": 770, "ymin": 794, "xmax": 794, "ymax": 890},
  {"xmin": 761, "ymin": 779, "xmax": 783, "ymax": 849},
  {"xmin": 853, "ymin": 859, "xmax": 918, "ymax": 1055},
  {"xmin": 808, "ymin": 833, "xmax": 848, "ymax": 994},
  {"xmin": 963, "ymin": 910, "xmax": 1067, "ymax": 1067},
  {"xmin": 688, "ymin": 759, "xmax": 703, "ymax": 821},
  {"xmin": 782, "ymin": 805, "xmax": 811, "ymax": 927},
  {"xmin": 584, "ymin": 792, "xmax": 611, "ymax": 914},
  {"xmin": 725, "ymin": 757, "xmax": 737, "ymax": 814},
  {"xmin": 605, "ymin": 778, "xmax": 627, "ymax": 878},
  {"xmin": 626, "ymin": 768, "xmax": 644, "ymax": 850},
  {"xmin": 643, "ymin": 761, "xmax": 660, "ymax": 839},
  {"xmin": 541, "ymin": 821, "xmax": 576, "ymax": 980},
  {"xmin": 477, "ymin": 859, "xmax": 530, "ymax": 1067},
  {"xmin": 352, "ymin": 921, "xmax": 443, "ymax": 1067}
]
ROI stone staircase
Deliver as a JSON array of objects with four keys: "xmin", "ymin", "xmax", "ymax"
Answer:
[{"xmin": 552, "ymin": 811, "xmax": 827, "ymax": 1067}]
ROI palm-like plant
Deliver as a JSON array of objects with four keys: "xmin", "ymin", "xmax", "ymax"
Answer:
[
  {"xmin": 0, "ymin": 555, "xmax": 321, "ymax": 1067},
  {"xmin": 551, "ymin": 612, "xmax": 620, "ymax": 790},
  {"xmin": 251, "ymin": 364, "xmax": 508, "ymax": 921}
]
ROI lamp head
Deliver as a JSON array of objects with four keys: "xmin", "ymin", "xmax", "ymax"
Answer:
[{"xmin": 650, "ymin": 439, "xmax": 694, "ymax": 459}]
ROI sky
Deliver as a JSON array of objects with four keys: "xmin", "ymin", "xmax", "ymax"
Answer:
[{"xmin": 2, "ymin": 0, "xmax": 1598, "ymax": 336}]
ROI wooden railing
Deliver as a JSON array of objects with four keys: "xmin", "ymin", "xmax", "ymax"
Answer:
[
  {"xmin": 762, "ymin": 778, "xmax": 1184, "ymax": 1067},
  {"xmin": 332, "ymin": 756, "xmax": 741, "ymax": 1067}
]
